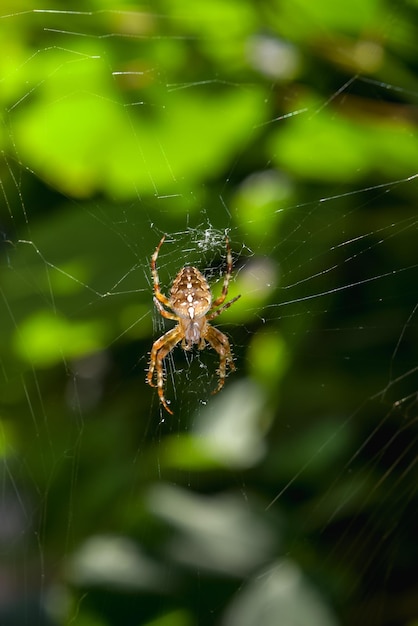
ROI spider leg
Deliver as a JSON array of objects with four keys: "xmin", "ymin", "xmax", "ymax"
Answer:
[
  {"xmin": 207, "ymin": 294, "xmax": 241, "ymax": 321},
  {"xmin": 151, "ymin": 235, "xmax": 171, "ymax": 309},
  {"xmin": 154, "ymin": 296, "xmax": 179, "ymax": 321},
  {"xmin": 211, "ymin": 237, "xmax": 235, "ymax": 309},
  {"xmin": 204, "ymin": 325, "xmax": 235, "ymax": 395},
  {"xmin": 147, "ymin": 326, "xmax": 182, "ymax": 415}
]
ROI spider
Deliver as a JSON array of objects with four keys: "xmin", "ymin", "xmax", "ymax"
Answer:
[{"xmin": 146, "ymin": 235, "xmax": 241, "ymax": 414}]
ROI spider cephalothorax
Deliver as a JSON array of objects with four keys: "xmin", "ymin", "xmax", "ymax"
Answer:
[{"xmin": 146, "ymin": 235, "xmax": 241, "ymax": 414}]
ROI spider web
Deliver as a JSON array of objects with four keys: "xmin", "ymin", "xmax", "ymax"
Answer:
[{"xmin": 0, "ymin": 3, "xmax": 417, "ymax": 626}]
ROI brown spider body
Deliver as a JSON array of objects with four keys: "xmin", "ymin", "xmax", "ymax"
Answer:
[
  {"xmin": 147, "ymin": 236, "xmax": 241, "ymax": 414},
  {"xmin": 170, "ymin": 266, "xmax": 212, "ymax": 348}
]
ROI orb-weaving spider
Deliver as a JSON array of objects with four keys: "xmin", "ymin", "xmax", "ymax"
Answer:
[{"xmin": 146, "ymin": 235, "xmax": 241, "ymax": 414}]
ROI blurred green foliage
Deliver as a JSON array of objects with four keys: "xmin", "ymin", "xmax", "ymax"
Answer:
[{"xmin": 0, "ymin": 1, "xmax": 417, "ymax": 626}]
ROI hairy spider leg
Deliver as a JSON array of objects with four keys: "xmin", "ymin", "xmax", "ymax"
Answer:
[
  {"xmin": 205, "ymin": 325, "xmax": 235, "ymax": 394},
  {"xmin": 147, "ymin": 326, "xmax": 183, "ymax": 415},
  {"xmin": 153, "ymin": 295, "xmax": 178, "ymax": 321},
  {"xmin": 151, "ymin": 234, "xmax": 171, "ymax": 310},
  {"xmin": 211, "ymin": 237, "xmax": 234, "ymax": 309},
  {"xmin": 206, "ymin": 294, "xmax": 241, "ymax": 321}
]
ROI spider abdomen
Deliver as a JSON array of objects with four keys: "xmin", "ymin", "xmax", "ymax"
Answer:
[{"xmin": 170, "ymin": 266, "xmax": 212, "ymax": 320}]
